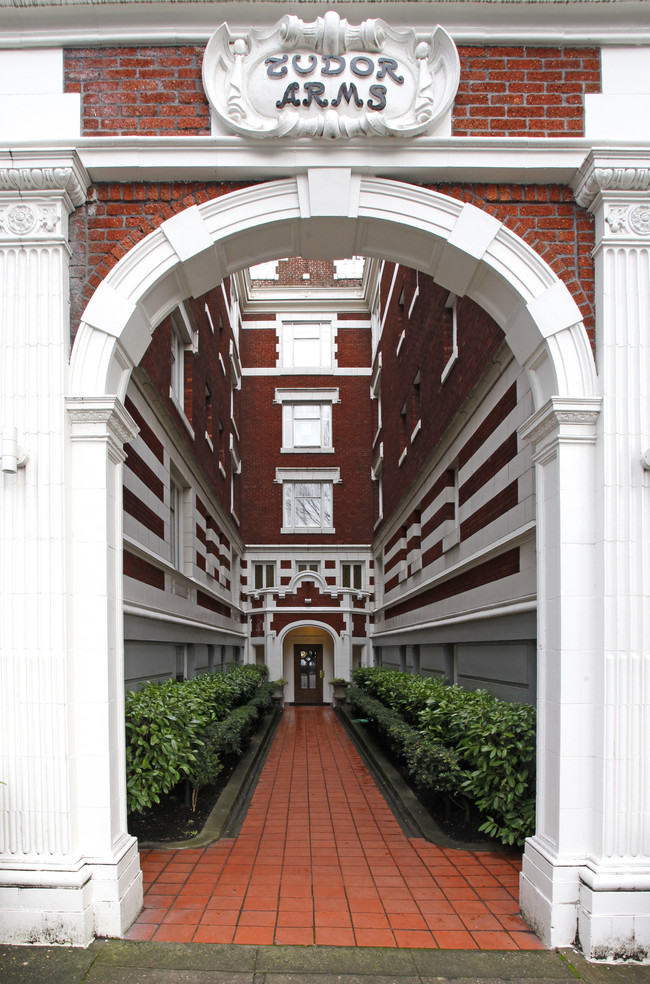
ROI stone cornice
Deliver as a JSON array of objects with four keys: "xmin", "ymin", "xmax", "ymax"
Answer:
[
  {"xmin": 573, "ymin": 150, "xmax": 650, "ymax": 209},
  {"xmin": 0, "ymin": 152, "xmax": 89, "ymax": 210},
  {"xmin": 2, "ymin": 0, "xmax": 649, "ymax": 47}
]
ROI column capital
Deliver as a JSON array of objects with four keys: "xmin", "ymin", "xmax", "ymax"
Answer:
[
  {"xmin": 0, "ymin": 151, "xmax": 89, "ymax": 247},
  {"xmin": 0, "ymin": 149, "xmax": 89, "ymax": 207},
  {"xmin": 67, "ymin": 396, "xmax": 139, "ymax": 463},
  {"xmin": 573, "ymin": 149, "xmax": 650, "ymax": 210},
  {"xmin": 519, "ymin": 396, "xmax": 601, "ymax": 461}
]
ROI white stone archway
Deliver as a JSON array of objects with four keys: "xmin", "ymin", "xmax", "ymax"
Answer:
[
  {"xmin": 65, "ymin": 171, "xmax": 601, "ymax": 949},
  {"xmin": 69, "ymin": 172, "xmax": 597, "ymax": 407},
  {"xmin": 1, "ymin": 169, "xmax": 609, "ymax": 948}
]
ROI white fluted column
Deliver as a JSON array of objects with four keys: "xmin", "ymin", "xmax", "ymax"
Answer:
[
  {"xmin": 0, "ymin": 153, "xmax": 141, "ymax": 944},
  {"xmin": 567, "ymin": 152, "xmax": 650, "ymax": 960}
]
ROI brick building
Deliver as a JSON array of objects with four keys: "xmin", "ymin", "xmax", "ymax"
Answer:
[{"xmin": 1, "ymin": 0, "xmax": 650, "ymax": 962}]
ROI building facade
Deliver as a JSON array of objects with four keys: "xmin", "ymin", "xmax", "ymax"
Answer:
[{"xmin": 1, "ymin": 0, "xmax": 650, "ymax": 962}]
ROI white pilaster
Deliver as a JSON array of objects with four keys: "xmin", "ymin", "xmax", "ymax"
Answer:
[
  {"xmin": 518, "ymin": 397, "xmax": 601, "ymax": 950},
  {"xmin": 67, "ymin": 397, "xmax": 143, "ymax": 939},
  {"xmin": 567, "ymin": 151, "xmax": 650, "ymax": 961},
  {"xmin": 0, "ymin": 153, "xmax": 141, "ymax": 944}
]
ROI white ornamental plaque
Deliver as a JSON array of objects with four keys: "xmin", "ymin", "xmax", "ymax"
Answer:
[{"xmin": 202, "ymin": 11, "xmax": 460, "ymax": 139}]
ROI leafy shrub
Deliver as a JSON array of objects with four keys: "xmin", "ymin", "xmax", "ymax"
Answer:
[
  {"xmin": 346, "ymin": 686, "xmax": 461, "ymax": 797},
  {"xmin": 187, "ymin": 680, "xmax": 276, "ymax": 811},
  {"xmin": 125, "ymin": 664, "xmax": 268, "ymax": 814},
  {"xmin": 350, "ymin": 667, "xmax": 536, "ymax": 847}
]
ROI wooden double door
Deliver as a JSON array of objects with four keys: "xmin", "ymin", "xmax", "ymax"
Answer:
[{"xmin": 293, "ymin": 644, "xmax": 324, "ymax": 703}]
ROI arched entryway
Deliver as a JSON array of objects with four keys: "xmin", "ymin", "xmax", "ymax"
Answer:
[
  {"xmin": 281, "ymin": 624, "xmax": 337, "ymax": 705},
  {"xmin": 65, "ymin": 173, "xmax": 599, "ymax": 946}
]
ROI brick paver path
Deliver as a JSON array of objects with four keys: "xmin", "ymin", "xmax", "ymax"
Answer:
[{"xmin": 129, "ymin": 705, "xmax": 543, "ymax": 949}]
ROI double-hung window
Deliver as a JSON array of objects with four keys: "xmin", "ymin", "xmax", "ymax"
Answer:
[
  {"xmin": 279, "ymin": 321, "xmax": 333, "ymax": 370},
  {"xmin": 276, "ymin": 388, "xmax": 338, "ymax": 454},
  {"xmin": 276, "ymin": 468, "xmax": 340, "ymax": 534},
  {"xmin": 169, "ymin": 304, "xmax": 198, "ymax": 429},
  {"xmin": 283, "ymin": 403, "xmax": 332, "ymax": 450}
]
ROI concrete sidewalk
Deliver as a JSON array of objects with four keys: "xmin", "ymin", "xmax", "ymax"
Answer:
[{"xmin": 2, "ymin": 940, "xmax": 649, "ymax": 983}]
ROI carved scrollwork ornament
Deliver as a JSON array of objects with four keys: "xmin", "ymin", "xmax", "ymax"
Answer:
[
  {"xmin": 575, "ymin": 165, "xmax": 650, "ymax": 209},
  {"xmin": 203, "ymin": 11, "xmax": 460, "ymax": 140},
  {"xmin": 0, "ymin": 166, "xmax": 86, "ymax": 206}
]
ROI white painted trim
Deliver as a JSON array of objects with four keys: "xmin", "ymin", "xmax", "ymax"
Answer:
[
  {"xmin": 168, "ymin": 388, "xmax": 195, "ymax": 440},
  {"xmin": 3, "ymin": 3, "xmax": 648, "ymax": 48},
  {"xmin": 274, "ymin": 388, "xmax": 340, "ymax": 404},
  {"xmin": 380, "ymin": 522, "xmax": 535, "ymax": 612},
  {"xmin": 69, "ymin": 136, "xmax": 593, "ymax": 186},
  {"xmin": 275, "ymin": 467, "xmax": 341, "ymax": 483},
  {"xmin": 371, "ymin": 598, "xmax": 537, "ymax": 638}
]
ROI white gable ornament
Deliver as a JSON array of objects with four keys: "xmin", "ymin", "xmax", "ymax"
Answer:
[{"xmin": 202, "ymin": 11, "xmax": 460, "ymax": 139}]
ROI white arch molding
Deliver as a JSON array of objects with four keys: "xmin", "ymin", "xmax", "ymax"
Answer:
[
  {"xmin": 70, "ymin": 172, "xmax": 597, "ymax": 407},
  {"xmin": 276, "ymin": 618, "xmax": 341, "ymax": 703},
  {"xmin": 65, "ymin": 173, "xmax": 603, "ymax": 950}
]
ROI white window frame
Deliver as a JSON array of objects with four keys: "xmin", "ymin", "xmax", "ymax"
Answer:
[
  {"xmin": 169, "ymin": 478, "xmax": 188, "ymax": 571},
  {"xmin": 278, "ymin": 320, "xmax": 334, "ymax": 371},
  {"xmin": 275, "ymin": 467, "xmax": 340, "ymax": 534},
  {"xmin": 275, "ymin": 388, "xmax": 339, "ymax": 453},
  {"xmin": 441, "ymin": 293, "xmax": 459, "ymax": 384},
  {"xmin": 281, "ymin": 402, "xmax": 332, "ymax": 452},
  {"xmin": 341, "ymin": 562, "xmax": 364, "ymax": 590},
  {"xmin": 253, "ymin": 562, "xmax": 275, "ymax": 590}
]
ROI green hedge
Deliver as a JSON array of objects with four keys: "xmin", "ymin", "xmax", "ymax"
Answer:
[
  {"xmin": 350, "ymin": 667, "xmax": 536, "ymax": 847},
  {"xmin": 187, "ymin": 680, "xmax": 276, "ymax": 810},
  {"xmin": 346, "ymin": 685, "xmax": 461, "ymax": 797},
  {"xmin": 125, "ymin": 664, "xmax": 268, "ymax": 814}
]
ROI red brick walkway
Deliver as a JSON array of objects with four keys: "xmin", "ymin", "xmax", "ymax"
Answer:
[{"xmin": 128, "ymin": 705, "xmax": 543, "ymax": 949}]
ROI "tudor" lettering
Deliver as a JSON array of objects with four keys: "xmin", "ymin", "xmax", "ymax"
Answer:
[{"xmin": 265, "ymin": 54, "xmax": 405, "ymax": 84}]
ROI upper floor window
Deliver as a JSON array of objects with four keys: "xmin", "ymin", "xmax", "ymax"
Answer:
[
  {"xmin": 341, "ymin": 562, "xmax": 363, "ymax": 590},
  {"xmin": 297, "ymin": 561, "xmax": 319, "ymax": 573},
  {"xmin": 170, "ymin": 304, "xmax": 198, "ymax": 422},
  {"xmin": 280, "ymin": 321, "xmax": 333, "ymax": 370},
  {"xmin": 283, "ymin": 403, "xmax": 332, "ymax": 451},
  {"xmin": 276, "ymin": 467, "xmax": 340, "ymax": 534},
  {"xmin": 284, "ymin": 482, "xmax": 333, "ymax": 531},
  {"xmin": 276, "ymin": 388, "xmax": 338, "ymax": 453},
  {"xmin": 254, "ymin": 563, "xmax": 275, "ymax": 589}
]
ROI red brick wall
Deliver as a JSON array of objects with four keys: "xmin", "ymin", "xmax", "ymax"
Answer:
[
  {"xmin": 64, "ymin": 44, "xmax": 600, "ymax": 139},
  {"xmin": 123, "ymin": 549, "xmax": 165, "ymax": 590},
  {"xmin": 239, "ymin": 324, "xmax": 277, "ymax": 369},
  {"xmin": 454, "ymin": 46, "xmax": 600, "ymax": 137},
  {"xmin": 69, "ymin": 182, "xmax": 595, "ymax": 349},
  {"xmin": 136, "ymin": 286, "xmax": 235, "ymax": 511},
  {"xmin": 337, "ymin": 329, "xmax": 372, "ymax": 369},
  {"xmin": 238, "ymin": 371, "xmax": 374, "ymax": 544},
  {"xmin": 69, "ymin": 181, "xmax": 250, "ymax": 335},
  {"xmin": 377, "ymin": 265, "xmax": 506, "ymax": 520},
  {"xmin": 384, "ymin": 549, "xmax": 520, "ymax": 620},
  {"xmin": 64, "ymin": 47, "xmax": 210, "ymax": 136},
  {"xmin": 429, "ymin": 184, "xmax": 595, "ymax": 341}
]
